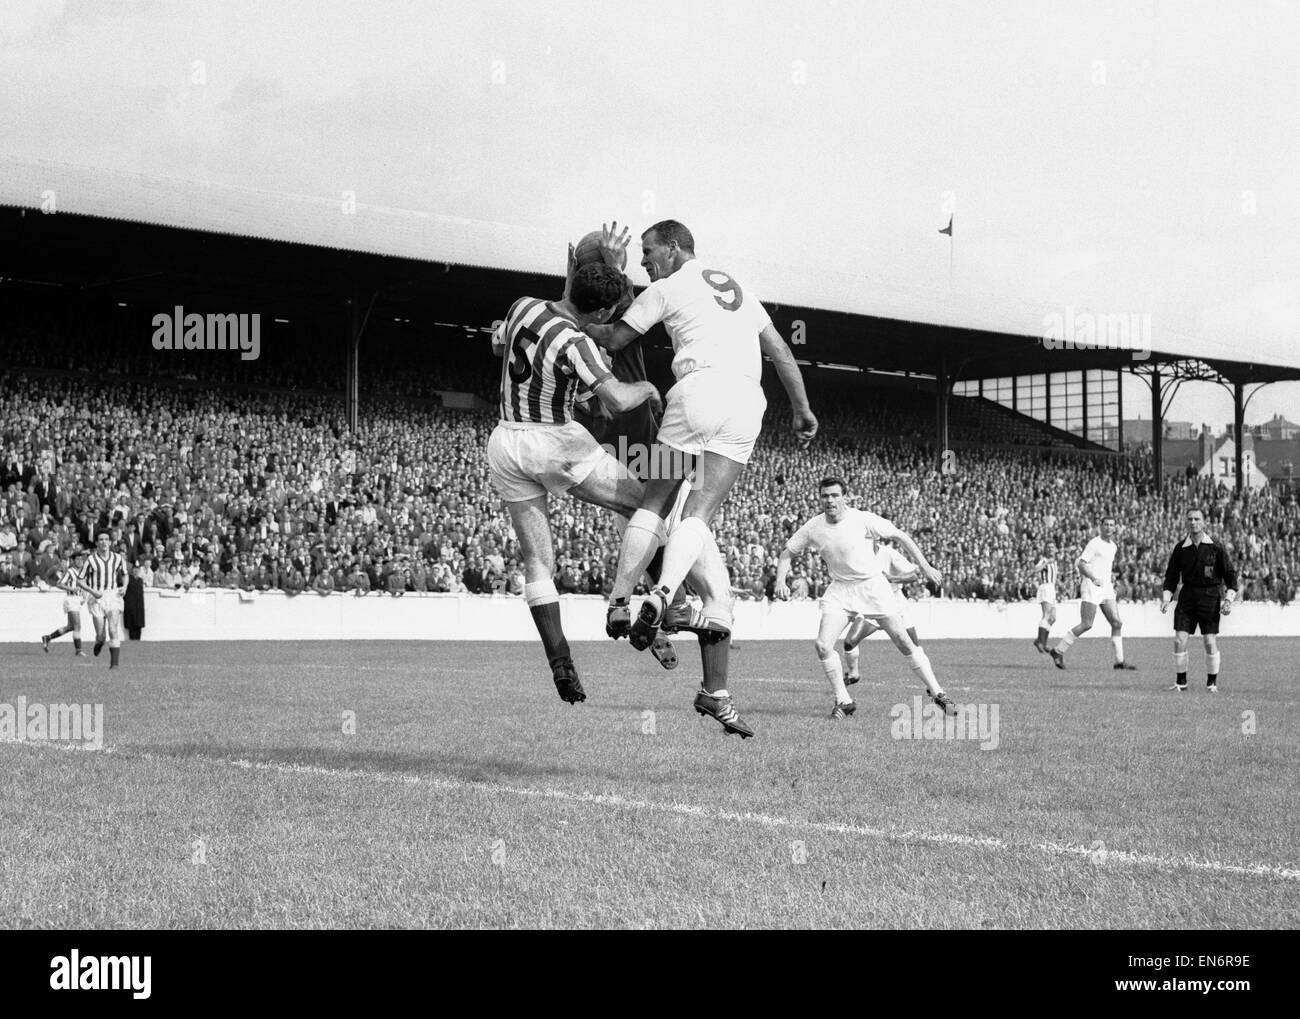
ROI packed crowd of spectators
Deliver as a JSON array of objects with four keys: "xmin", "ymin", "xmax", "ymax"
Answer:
[{"xmin": 2, "ymin": 362, "xmax": 1297, "ymax": 606}]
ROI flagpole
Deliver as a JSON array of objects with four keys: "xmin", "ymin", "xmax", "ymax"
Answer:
[{"xmin": 940, "ymin": 213, "xmax": 954, "ymax": 289}]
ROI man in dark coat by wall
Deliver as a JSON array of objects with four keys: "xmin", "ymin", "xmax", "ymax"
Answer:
[{"xmin": 124, "ymin": 564, "xmax": 147, "ymax": 640}]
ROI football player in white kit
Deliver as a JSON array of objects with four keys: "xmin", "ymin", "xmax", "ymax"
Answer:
[
  {"xmin": 774, "ymin": 479, "xmax": 956, "ymax": 720},
  {"xmin": 584, "ymin": 220, "xmax": 818, "ymax": 738},
  {"xmin": 1050, "ymin": 516, "xmax": 1137, "ymax": 671},
  {"xmin": 839, "ymin": 537, "xmax": 923, "ymax": 683}
]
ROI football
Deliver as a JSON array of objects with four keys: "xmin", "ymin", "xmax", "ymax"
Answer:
[{"xmin": 573, "ymin": 229, "xmax": 625, "ymax": 271}]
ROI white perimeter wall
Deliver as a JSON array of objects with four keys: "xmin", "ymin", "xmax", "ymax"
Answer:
[{"xmin": 2, "ymin": 590, "xmax": 1297, "ymax": 641}]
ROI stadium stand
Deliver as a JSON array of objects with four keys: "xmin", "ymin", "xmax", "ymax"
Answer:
[{"xmin": 3, "ymin": 337, "xmax": 1297, "ymax": 606}]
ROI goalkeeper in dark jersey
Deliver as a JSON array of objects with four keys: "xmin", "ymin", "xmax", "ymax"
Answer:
[{"xmin": 566, "ymin": 227, "xmax": 691, "ymax": 668}]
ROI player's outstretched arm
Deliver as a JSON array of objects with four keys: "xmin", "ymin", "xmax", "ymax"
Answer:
[
  {"xmin": 592, "ymin": 376, "xmax": 662, "ymax": 416},
  {"xmin": 774, "ymin": 548, "xmax": 794, "ymax": 599},
  {"xmin": 893, "ymin": 530, "xmax": 942, "ymax": 587},
  {"xmin": 758, "ymin": 324, "xmax": 817, "ymax": 442}
]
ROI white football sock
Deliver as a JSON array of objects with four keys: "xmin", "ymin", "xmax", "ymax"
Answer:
[
  {"xmin": 1111, "ymin": 635, "xmax": 1124, "ymax": 663},
  {"xmin": 657, "ymin": 517, "xmax": 712, "ymax": 597},
  {"xmin": 1057, "ymin": 631, "xmax": 1077, "ymax": 654},
  {"xmin": 843, "ymin": 644, "xmax": 860, "ymax": 679},
  {"xmin": 610, "ymin": 509, "xmax": 663, "ymax": 601},
  {"xmin": 1207, "ymin": 651, "xmax": 1221, "ymax": 677},
  {"xmin": 907, "ymin": 647, "xmax": 942, "ymax": 696},
  {"xmin": 821, "ymin": 653, "xmax": 851, "ymax": 704}
]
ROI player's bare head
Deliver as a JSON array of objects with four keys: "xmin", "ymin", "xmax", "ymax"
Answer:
[
  {"xmin": 1186, "ymin": 507, "xmax": 1205, "ymax": 532},
  {"xmin": 569, "ymin": 263, "xmax": 627, "ymax": 319},
  {"xmin": 95, "ymin": 530, "xmax": 110, "ymax": 547},
  {"xmin": 641, "ymin": 220, "xmax": 694, "ymax": 280},
  {"xmin": 819, "ymin": 478, "xmax": 847, "ymax": 519},
  {"xmin": 1100, "ymin": 516, "xmax": 1115, "ymax": 537},
  {"xmin": 819, "ymin": 477, "xmax": 846, "ymax": 507}
]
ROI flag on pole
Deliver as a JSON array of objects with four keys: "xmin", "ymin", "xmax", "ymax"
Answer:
[{"xmin": 939, "ymin": 215, "xmax": 953, "ymax": 236}]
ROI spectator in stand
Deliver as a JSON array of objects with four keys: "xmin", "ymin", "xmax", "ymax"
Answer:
[{"xmin": 350, "ymin": 565, "xmax": 371, "ymax": 596}]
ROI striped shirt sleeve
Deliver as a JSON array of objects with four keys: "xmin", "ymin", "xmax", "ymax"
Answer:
[{"xmin": 562, "ymin": 334, "xmax": 614, "ymax": 389}]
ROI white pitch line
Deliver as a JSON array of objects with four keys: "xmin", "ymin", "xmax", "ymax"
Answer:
[{"xmin": 5, "ymin": 737, "xmax": 1297, "ymax": 883}]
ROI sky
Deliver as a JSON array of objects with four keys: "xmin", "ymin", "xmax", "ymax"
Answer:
[{"xmin": 1, "ymin": 0, "xmax": 1298, "ymax": 427}]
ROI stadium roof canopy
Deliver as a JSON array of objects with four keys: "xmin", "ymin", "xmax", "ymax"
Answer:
[{"xmin": 4, "ymin": 203, "xmax": 1299, "ymax": 390}]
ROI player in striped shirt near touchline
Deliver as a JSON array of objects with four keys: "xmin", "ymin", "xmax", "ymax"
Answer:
[
  {"xmin": 1031, "ymin": 542, "xmax": 1060, "ymax": 654},
  {"xmin": 40, "ymin": 551, "xmax": 89, "ymax": 657},
  {"xmin": 79, "ymin": 530, "xmax": 128, "ymax": 668}
]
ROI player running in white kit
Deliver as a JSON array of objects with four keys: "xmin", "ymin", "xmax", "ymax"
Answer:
[
  {"xmin": 839, "ymin": 537, "xmax": 923, "ymax": 683},
  {"xmin": 1050, "ymin": 516, "xmax": 1137, "ymax": 671},
  {"xmin": 774, "ymin": 478, "xmax": 956, "ymax": 720}
]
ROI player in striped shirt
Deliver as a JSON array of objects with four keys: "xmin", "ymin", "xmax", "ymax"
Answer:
[
  {"xmin": 79, "ymin": 530, "xmax": 128, "ymax": 668},
  {"xmin": 1031, "ymin": 543, "xmax": 1060, "ymax": 654},
  {"xmin": 40, "ymin": 551, "xmax": 88, "ymax": 656},
  {"xmin": 488, "ymin": 263, "xmax": 664, "ymax": 705}
]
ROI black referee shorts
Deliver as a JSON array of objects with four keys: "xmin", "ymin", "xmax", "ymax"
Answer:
[{"xmin": 1174, "ymin": 591, "xmax": 1222, "ymax": 635}]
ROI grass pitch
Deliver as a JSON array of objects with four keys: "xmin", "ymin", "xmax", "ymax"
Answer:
[{"xmin": 1, "ymin": 636, "xmax": 1296, "ymax": 929}]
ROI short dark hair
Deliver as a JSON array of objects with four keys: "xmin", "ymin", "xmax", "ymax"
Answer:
[
  {"xmin": 570, "ymin": 263, "xmax": 628, "ymax": 314},
  {"xmin": 1186, "ymin": 506, "xmax": 1205, "ymax": 517},
  {"xmin": 819, "ymin": 477, "xmax": 847, "ymax": 494},
  {"xmin": 95, "ymin": 530, "xmax": 110, "ymax": 541},
  {"xmin": 644, "ymin": 220, "xmax": 695, "ymax": 254}
]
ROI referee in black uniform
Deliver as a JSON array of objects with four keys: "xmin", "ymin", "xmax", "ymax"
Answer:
[{"xmin": 1160, "ymin": 507, "xmax": 1237, "ymax": 693}]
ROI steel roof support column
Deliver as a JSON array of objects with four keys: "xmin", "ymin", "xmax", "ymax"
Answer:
[
  {"xmin": 935, "ymin": 351, "xmax": 950, "ymax": 467},
  {"xmin": 1150, "ymin": 365, "xmax": 1163, "ymax": 494},
  {"xmin": 1234, "ymin": 381, "xmax": 1245, "ymax": 495}
]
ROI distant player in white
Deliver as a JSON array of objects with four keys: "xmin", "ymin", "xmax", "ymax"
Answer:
[
  {"xmin": 1031, "ymin": 542, "xmax": 1059, "ymax": 654},
  {"xmin": 774, "ymin": 478, "xmax": 955, "ymax": 720},
  {"xmin": 585, "ymin": 220, "xmax": 817, "ymax": 738},
  {"xmin": 1051, "ymin": 516, "xmax": 1136, "ymax": 671},
  {"xmin": 839, "ymin": 538, "xmax": 923, "ymax": 684}
]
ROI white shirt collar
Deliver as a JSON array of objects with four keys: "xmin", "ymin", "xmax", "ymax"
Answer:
[{"xmin": 1180, "ymin": 533, "xmax": 1213, "ymax": 548}]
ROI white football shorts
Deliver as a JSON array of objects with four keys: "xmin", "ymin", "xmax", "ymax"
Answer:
[
  {"xmin": 88, "ymin": 591, "xmax": 122, "ymax": 617},
  {"xmin": 821, "ymin": 576, "xmax": 900, "ymax": 619},
  {"xmin": 487, "ymin": 420, "xmax": 616, "ymax": 503},
  {"xmin": 1035, "ymin": 583, "xmax": 1057, "ymax": 604},
  {"xmin": 656, "ymin": 370, "xmax": 766, "ymax": 466},
  {"xmin": 1079, "ymin": 578, "xmax": 1116, "ymax": 605}
]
